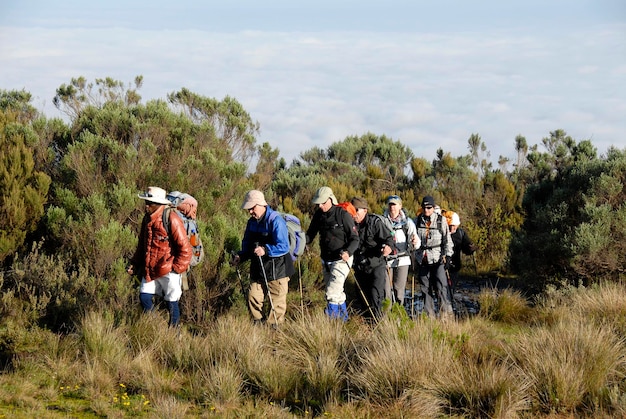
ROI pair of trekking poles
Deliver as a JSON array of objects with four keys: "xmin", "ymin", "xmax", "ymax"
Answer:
[
  {"xmin": 347, "ymin": 251, "xmax": 410, "ymax": 323},
  {"xmin": 387, "ymin": 252, "xmax": 457, "ymax": 320},
  {"xmin": 232, "ymin": 244, "xmax": 305, "ymax": 327},
  {"xmin": 232, "ymin": 244, "xmax": 279, "ymax": 325},
  {"xmin": 385, "ymin": 250, "xmax": 425, "ymax": 319}
]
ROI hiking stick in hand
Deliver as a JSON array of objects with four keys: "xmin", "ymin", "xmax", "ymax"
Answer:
[{"xmin": 256, "ymin": 245, "xmax": 279, "ymax": 326}]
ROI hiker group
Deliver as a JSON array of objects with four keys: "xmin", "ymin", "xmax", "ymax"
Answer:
[{"xmin": 127, "ymin": 185, "xmax": 476, "ymax": 327}]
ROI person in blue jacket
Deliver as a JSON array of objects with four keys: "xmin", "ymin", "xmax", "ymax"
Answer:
[{"xmin": 232, "ymin": 190, "xmax": 294, "ymax": 326}]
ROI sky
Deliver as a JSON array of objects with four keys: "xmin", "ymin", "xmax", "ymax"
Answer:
[{"xmin": 1, "ymin": 0, "xmax": 625, "ymax": 166}]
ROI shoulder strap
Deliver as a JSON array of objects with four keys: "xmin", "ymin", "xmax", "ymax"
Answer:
[
  {"xmin": 417, "ymin": 213, "xmax": 427, "ymax": 228},
  {"xmin": 437, "ymin": 214, "xmax": 447, "ymax": 252},
  {"xmin": 162, "ymin": 207, "xmax": 172, "ymax": 237},
  {"xmin": 400, "ymin": 210, "xmax": 410, "ymax": 237},
  {"xmin": 266, "ymin": 209, "xmax": 280, "ymax": 225},
  {"xmin": 334, "ymin": 205, "xmax": 346, "ymax": 226}
]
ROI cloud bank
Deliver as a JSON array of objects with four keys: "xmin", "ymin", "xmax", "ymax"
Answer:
[{"xmin": 1, "ymin": 22, "xmax": 624, "ymax": 166}]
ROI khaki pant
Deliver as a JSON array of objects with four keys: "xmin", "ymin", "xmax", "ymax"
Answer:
[{"xmin": 248, "ymin": 276, "xmax": 289, "ymax": 325}]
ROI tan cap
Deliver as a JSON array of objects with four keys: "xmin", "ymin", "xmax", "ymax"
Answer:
[
  {"xmin": 312, "ymin": 186, "xmax": 338, "ymax": 205},
  {"xmin": 241, "ymin": 189, "xmax": 268, "ymax": 210}
]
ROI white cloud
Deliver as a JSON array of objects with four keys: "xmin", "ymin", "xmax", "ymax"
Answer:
[{"xmin": 1, "ymin": 22, "xmax": 625, "ymax": 166}]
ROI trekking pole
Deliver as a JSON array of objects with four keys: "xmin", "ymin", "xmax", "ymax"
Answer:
[
  {"xmin": 256, "ymin": 244, "xmax": 279, "ymax": 325},
  {"xmin": 472, "ymin": 253, "xmax": 479, "ymax": 278},
  {"xmin": 349, "ymin": 268, "xmax": 377, "ymax": 322},
  {"xmin": 235, "ymin": 266, "xmax": 247, "ymax": 299},
  {"xmin": 297, "ymin": 258, "xmax": 304, "ymax": 315},
  {"xmin": 408, "ymin": 246, "xmax": 417, "ymax": 319},
  {"xmin": 444, "ymin": 265, "xmax": 457, "ymax": 320},
  {"xmin": 231, "ymin": 251, "xmax": 248, "ymax": 299},
  {"xmin": 411, "ymin": 272, "xmax": 415, "ymax": 319}
]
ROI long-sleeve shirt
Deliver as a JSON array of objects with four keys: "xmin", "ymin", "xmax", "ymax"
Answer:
[
  {"xmin": 354, "ymin": 214, "xmax": 395, "ymax": 272},
  {"xmin": 239, "ymin": 206, "xmax": 294, "ymax": 282},
  {"xmin": 415, "ymin": 213, "xmax": 453, "ymax": 265},
  {"xmin": 306, "ymin": 205, "xmax": 359, "ymax": 262},
  {"xmin": 383, "ymin": 209, "xmax": 420, "ymax": 268}
]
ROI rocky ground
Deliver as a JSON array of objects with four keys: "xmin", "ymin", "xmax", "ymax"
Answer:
[{"xmin": 402, "ymin": 273, "xmax": 527, "ymax": 319}]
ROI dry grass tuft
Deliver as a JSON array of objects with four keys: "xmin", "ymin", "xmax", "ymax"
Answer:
[
  {"xmin": 188, "ymin": 359, "xmax": 244, "ymax": 408},
  {"xmin": 568, "ymin": 281, "xmax": 626, "ymax": 335},
  {"xmin": 348, "ymin": 316, "xmax": 457, "ymax": 416},
  {"xmin": 148, "ymin": 393, "xmax": 190, "ymax": 418},
  {"xmin": 80, "ymin": 310, "xmax": 130, "ymax": 370},
  {"xmin": 509, "ymin": 317, "xmax": 626, "ymax": 415},
  {"xmin": 277, "ymin": 310, "xmax": 349, "ymax": 406},
  {"xmin": 436, "ymin": 354, "xmax": 530, "ymax": 418},
  {"xmin": 478, "ymin": 287, "xmax": 533, "ymax": 324}
]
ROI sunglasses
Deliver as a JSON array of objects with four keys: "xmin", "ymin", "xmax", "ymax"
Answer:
[{"xmin": 423, "ymin": 205, "xmax": 434, "ymax": 210}]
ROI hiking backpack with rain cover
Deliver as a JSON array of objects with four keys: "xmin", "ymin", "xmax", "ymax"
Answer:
[{"xmin": 163, "ymin": 191, "xmax": 204, "ymax": 267}]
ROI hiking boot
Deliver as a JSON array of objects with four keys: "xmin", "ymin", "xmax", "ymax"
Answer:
[
  {"xmin": 338, "ymin": 302, "xmax": 349, "ymax": 322},
  {"xmin": 325, "ymin": 303, "xmax": 340, "ymax": 319}
]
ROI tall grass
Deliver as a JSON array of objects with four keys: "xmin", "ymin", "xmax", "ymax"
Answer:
[
  {"xmin": 510, "ymin": 316, "xmax": 626, "ymax": 415},
  {"xmin": 1, "ymin": 282, "xmax": 626, "ymax": 417},
  {"xmin": 277, "ymin": 310, "xmax": 350, "ymax": 407},
  {"xmin": 478, "ymin": 287, "xmax": 533, "ymax": 325}
]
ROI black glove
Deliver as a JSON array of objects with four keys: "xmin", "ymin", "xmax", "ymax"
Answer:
[{"xmin": 444, "ymin": 257, "xmax": 452, "ymax": 271}]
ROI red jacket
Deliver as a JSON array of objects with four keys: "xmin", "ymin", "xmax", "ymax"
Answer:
[{"xmin": 131, "ymin": 205, "xmax": 192, "ymax": 282}]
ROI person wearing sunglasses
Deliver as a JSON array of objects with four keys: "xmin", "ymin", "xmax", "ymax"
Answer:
[
  {"xmin": 232, "ymin": 189, "xmax": 295, "ymax": 327},
  {"xmin": 383, "ymin": 195, "xmax": 419, "ymax": 305},
  {"xmin": 414, "ymin": 195, "xmax": 454, "ymax": 321},
  {"xmin": 306, "ymin": 187, "xmax": 359, "ymax": 321}
]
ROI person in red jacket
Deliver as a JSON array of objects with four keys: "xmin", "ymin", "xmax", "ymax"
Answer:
[{"xmin": 127, "ymin": 186, "xmax": 193, "ymax": 327}]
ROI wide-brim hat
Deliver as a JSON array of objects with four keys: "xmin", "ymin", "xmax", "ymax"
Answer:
[{"xmin": 138, "ymin": 186, "xmax": 170, "ymax": 205}]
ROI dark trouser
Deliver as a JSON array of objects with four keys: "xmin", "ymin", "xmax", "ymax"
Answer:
[
  {"xmin": 418, "ymin": 263, "xmax": 453, "ymax": 318},
  {"xmin": 449, "ymin": 269, "xmax": 460, "ymax": 290},
  {"xmin": 354, "ymin": 264, "xmax": 387, "ymax": 319}
]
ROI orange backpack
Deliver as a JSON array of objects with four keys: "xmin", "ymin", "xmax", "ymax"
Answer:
[{"xmin": 337, "ymin": 201, "xmax": 357, "ymax": 217}]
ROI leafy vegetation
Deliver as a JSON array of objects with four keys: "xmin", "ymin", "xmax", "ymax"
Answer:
[{"xmin": 0, "ymin": 77, "xmax": 625, "ymax": 417}]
